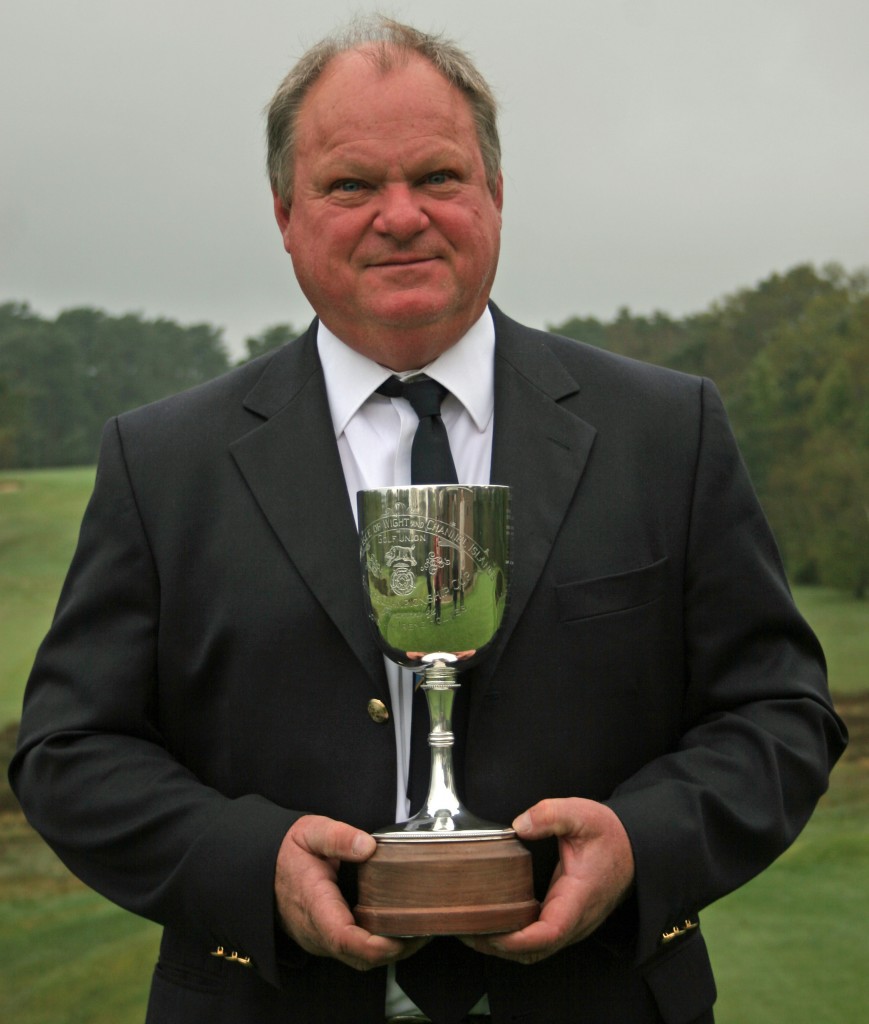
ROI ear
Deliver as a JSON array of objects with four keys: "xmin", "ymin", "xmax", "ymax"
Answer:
[
  {"xmin": 272, "ymin": 190, "xmax": 292, "ymax": 253},
  {"xmin": 493, "ymin": 170, "xmax": 504, "ymax": 215}
]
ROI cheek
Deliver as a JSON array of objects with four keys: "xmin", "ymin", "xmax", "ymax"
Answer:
[
  {"xmin": 442, "ymin": 203, "xmax": 500, "ymax": 250},
  {"xmin": 294, "ymin": 215, "xmax": 368, "ymax": 271}
]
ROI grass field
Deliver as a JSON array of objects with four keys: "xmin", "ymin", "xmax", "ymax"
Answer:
[
  {"xmin": 0, "ymin": 467, "xmax": 96, "ymax": 725},
  {"xmin": 1, "ymin": 466, "xmax": 866, "ymax": 1022},
  {"xmin": 702, "ymin": 695, "xmax": 867, "ymax": 1022},
  {"xmin": 790, "ymin": 586, "xmax": 868, "ymax": 695}
]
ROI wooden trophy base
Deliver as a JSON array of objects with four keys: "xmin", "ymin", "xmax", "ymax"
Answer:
[{"xmin": 354, "ymin": 835, "xmax": 538, "ymax": 936}]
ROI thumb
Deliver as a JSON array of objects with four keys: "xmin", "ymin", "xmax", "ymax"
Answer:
[
  {"xmin": 512, "ymin": 804, "xmax": 546, "ymax": 839},
  {"xmin": 291, "ymin": 814, "xmax": 377, "ymax": 861},
  {"xmin": 512, "ymin": 798, "xmax": 582, "ymax": 840}
]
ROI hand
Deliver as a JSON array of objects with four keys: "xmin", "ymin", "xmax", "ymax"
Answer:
[
  {"xmin": 274, "ymin": 815, "xmax": 427, "ymax": 971},
  {"xmin": 463, "ymin": 798, "xmax": 635, "ymax": 965}
]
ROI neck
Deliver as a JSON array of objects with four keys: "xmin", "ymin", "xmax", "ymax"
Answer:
[{"xmin": 320, "ymin": 304, "xmax": 489, "ymax": 372}]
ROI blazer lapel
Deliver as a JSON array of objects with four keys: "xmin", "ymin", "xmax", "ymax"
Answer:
[
  {"xmin": 487, "ymin": 305, "xmax": 597, "ymax": 666},
  {"xmin": 229, "ymin": 324, "xmax": 386, "ymax": 691}
]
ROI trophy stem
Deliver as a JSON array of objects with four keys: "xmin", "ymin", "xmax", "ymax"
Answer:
[
  {"xmin": 370, "ymin": 654, "xmax": 510, "ymax": 839},
  {"xmin": 419, "ymin": 659, "xmax": 462, "ymax": 826}
]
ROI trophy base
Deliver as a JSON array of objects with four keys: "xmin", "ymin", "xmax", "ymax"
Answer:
[{"xmin": 354, "ymin": 834, "xmax": 538, "ymax": 936}]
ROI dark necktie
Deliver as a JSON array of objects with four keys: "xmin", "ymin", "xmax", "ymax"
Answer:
[
  {"xmin": 376, "ymin": 376, "xmax": 459, "ymax": 486},
  {"xmin": 377, "ymin": 376, "xmax": 486, "ymax": 1024}
]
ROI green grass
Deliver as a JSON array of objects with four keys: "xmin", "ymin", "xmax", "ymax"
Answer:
[
  {"xmin": 703, "ymin": 738, "xmax": 868, "ymax": 1022},
  {"xmin": 0, "ymin": 813, "xmax": 160, "ymax": 1024},
  {"xmin": 1, "ymin": 467, "xmax": 866, "ymax": 1022},
  {"xmin": 792, "ymin": 585, "xmax": 869, "ymax": 694},
  {"xmin": 0, "ymin": 467, "xmax": 96, "ymax": 725}
]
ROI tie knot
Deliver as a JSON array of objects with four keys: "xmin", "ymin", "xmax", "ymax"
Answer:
[
  {"xmin": 377, "ymin": 375, "xmax": 449, "ymax": 420},
  {"xmin": 376, "ymin": 375, "xmax": 458, "ymax": 484}
]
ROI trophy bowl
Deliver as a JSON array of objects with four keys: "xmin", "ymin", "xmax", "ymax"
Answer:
[{"xmin": 354, "ymin": 485, "xmax": 538, "ymax": 936}]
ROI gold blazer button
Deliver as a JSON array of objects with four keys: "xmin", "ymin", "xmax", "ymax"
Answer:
[{"xmin": 367, "ymin": 698, "xmax": 389, "ymax": 724}]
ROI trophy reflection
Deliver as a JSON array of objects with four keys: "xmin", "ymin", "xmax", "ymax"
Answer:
[{"xmin": 354, "ymin": 485, "xmax": 538, "ymax": 936}]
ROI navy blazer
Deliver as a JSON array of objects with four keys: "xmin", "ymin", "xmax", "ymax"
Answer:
[{"xmin": 11, "ymin": 306, "xmax": 846, "ymax": 1023}]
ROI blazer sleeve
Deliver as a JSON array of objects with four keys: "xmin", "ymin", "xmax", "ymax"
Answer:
[
  {"xmin": 9, "ymin": 418, "xmax": 300, "ymax": 988},
  {"xmin": 605, "ymin": 379, "xmax": 847, "ymax": 965}
]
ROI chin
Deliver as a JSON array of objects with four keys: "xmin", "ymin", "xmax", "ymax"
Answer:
[{"xmin": 368, "ymin": 290, "xmax": 464, "ymax": 329}]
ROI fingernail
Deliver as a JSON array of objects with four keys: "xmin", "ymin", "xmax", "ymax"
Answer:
[
  {"xmin": 513, "ymin": 813, "xmax": 531, "ymax": 835},
  {"xmin": 352, "ymin": 834, "xmax": 375, "ymax": 857}
]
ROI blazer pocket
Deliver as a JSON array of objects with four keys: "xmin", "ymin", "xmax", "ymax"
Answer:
[{"xmin": 556, "ymin": 557, "xmax": 669, "ymax": 622}]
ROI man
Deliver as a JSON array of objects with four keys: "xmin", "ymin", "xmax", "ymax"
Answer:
[{"xmin": 10, "ymin": 17, "xmax": 846, "ymax": 1024}]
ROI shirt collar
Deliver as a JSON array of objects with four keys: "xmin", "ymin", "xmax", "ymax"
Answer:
[{"xmin": 317, "ymin": 307, "xmax": 496, "ymax": 438}]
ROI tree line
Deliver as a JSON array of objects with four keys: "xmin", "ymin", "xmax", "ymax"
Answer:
[
  {"xmin": 550, "ymin": 263, "xmax": 868, "ymax": 597},
  {"xmin": 0, "ymin": 307, "xmax": 294, "ymax": 469},
  {"xmin": 1, "ymin": 263, "xmax": 866, "ymax": 595}
]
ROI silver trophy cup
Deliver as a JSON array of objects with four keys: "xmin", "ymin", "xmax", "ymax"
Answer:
[{"xmin": 354, "ymin": 485, "xmax": 537, "ymax": 935}]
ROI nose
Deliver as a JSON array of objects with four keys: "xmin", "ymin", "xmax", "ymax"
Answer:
[{"xmin": 373, "ymin": 185, "xmax": 430, "ymax": 240}]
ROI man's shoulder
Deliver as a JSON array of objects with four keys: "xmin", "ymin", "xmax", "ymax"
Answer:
[
  {"xmin": 117, "ymin": 322, "xmax": 319, "ymax": 434},
  {"xmin": 491, "ymin": 305, "xmax": 703, "ymax": 398}
]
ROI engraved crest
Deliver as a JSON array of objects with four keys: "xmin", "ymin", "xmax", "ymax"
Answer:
[{"xmin": 358, "ymin": 485, "xmax": 510, "ymax": 668}]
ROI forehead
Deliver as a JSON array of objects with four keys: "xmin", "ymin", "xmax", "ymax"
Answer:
[{"xmin": 294, "ymin": 50, "xmax": 478, "ymax": 155}]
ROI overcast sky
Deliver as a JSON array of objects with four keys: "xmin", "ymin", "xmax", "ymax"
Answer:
[{"xmin": 2, "ymin": 0, "xmax": 867, "ymax": 356}]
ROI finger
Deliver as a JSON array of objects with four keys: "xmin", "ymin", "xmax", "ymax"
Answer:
[
  {"xmin": 512, "ymin": 798, "xmax": 587, "ymax": 841},
  {"xmin": 460, "ymin": 876, "xmax": 593, "ymax": 963},
  {"xmin": 328, "ymin": 915, "xmax": 432, "ymax": 970},
  {"xmin": 290, "ymin": 882, "xmax": 411, "ymax": 969},
  {"xmin": 334, "ymin": 933, "xmax": 431, "ymax": 972},
  {"xmin": 329, "ymin": 922, "xmax": 411, "ymax": 971},
  {"xmin": 392, "ymin": 936, "xmax": 431, "ymax": 961},
  {"xmin": 460, "ymin": 920, "xmax": 562, "ymax": 964},
  {"xmin": 492, "ymin": 900, "xmax": 574, "ymax": 954},
  {"xmin": 290, "ymin": 814, "xmax": 377, "ymax": 861}
]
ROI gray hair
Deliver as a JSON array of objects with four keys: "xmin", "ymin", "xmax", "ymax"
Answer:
[{"xmin": 266, "ymin": 15, "xmax": 501, "ymax": 205}]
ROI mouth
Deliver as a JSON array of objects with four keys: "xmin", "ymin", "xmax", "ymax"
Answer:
[{"xmin": 369, "ymin": 255, "xmax": 439, "ymax": 268}]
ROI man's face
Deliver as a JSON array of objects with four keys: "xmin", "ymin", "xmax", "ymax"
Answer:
[{"xmin": 274, "ymin": 50, "xmax": 503, "ymax": 370}]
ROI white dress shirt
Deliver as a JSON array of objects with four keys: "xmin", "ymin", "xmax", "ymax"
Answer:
[{"xmin": 316, "ymin": 308, "xmax": 496, "ymax": 1016}]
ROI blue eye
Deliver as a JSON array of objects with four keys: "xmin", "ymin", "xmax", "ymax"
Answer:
[
  {"xmin": 426, "ymin": 172, "xmax": 450, "ymax": 185},
  {"xmin": 334, "ymin": 180, "xmax": 365, "ymax": 193}
]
